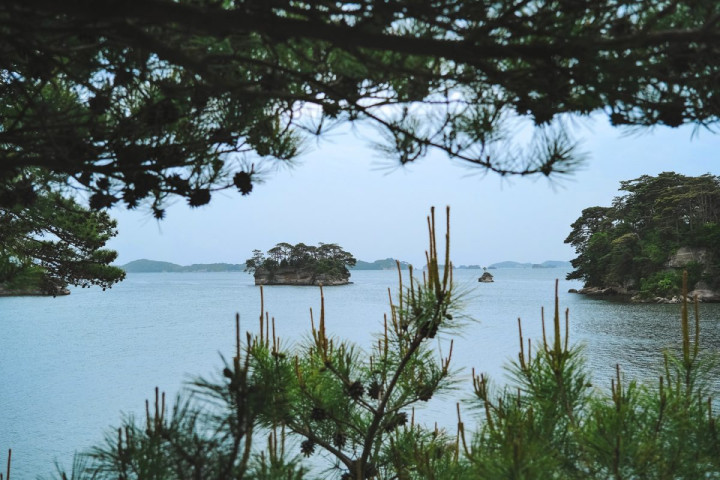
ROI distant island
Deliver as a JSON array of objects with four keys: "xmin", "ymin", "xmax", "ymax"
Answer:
[
  {"xmin": 487, "ymin": 260, "xmax": 572, "ymax": 269},
  {"xmin": 425, "ymin": 260, "xmax": 572, "ymax": 270},
  {"xmin": 120, "ymin": 259, "xmax": 246, "ymax": 273},
  {"xmin": 351, "ymin": 258, "xmax": 411, "ymax": 270},
  {"xmin": 245, "ymin": 243, "xmax": 356, "ymax": 286},
  {"xmin": 120, "ymin": 257, "xmax": 415, "ymax": 274}
]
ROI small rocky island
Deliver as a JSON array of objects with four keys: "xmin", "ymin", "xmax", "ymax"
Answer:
[
  {"xmin": 478, "ymin": 270, "xmax": 494, "ymax": 283},
  {"xmin": 245, "ymin": 242, "xmax": 356, "ymax": 286}
]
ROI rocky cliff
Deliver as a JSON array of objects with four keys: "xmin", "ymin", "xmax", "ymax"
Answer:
[{"xmin": 253, "ymin": 267, "xmax": 350, "ymax": 286}]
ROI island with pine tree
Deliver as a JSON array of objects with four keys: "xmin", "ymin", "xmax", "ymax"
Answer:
[{"xmin": 245, "ymin": 242, "xmax": 357, "ymax": 286}]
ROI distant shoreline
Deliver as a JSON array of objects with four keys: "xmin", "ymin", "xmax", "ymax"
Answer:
[{"xmin": 118, "ymin": 258, "xmax": 571, "ymax": 274}]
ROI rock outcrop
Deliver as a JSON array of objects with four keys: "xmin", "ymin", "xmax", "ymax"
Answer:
[
  {"xmin": 666, "ymin": 247, "xmax": 713, "ymax": 269},
  {"xmin": 574, "ymin": 286, "xmax": 628, "ymax": 297},
  {"xmin": 478, "ymin": 272, "xmax": 494, "ymax": 283},
  {"xmin": 572, "ymin": 284, "xmax": 720, "ymax": 304},
  {"xmin": 253, "ymin": 267, "xmax": 350, "ymax": 286},
  {"xmin": 687, "ymin": 288, "xmax": 720, "ymax": 302}
]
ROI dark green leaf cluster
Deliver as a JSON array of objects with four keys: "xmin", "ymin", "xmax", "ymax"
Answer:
[
  {"xmin": 0, "ymin": 179, "xmax": 125, "ymax": 294},
  {"xmin": 565, "ymin": 172, "xmax": 720, "ymax": 296},
  {"xmin": 4, "ymin": 2, "xmax": 720, "ymax": 211}
]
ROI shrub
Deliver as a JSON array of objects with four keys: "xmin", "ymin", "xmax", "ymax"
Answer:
[{"xmin": 639, "ymin": 270, "xmax": 682, "ymax": 298}]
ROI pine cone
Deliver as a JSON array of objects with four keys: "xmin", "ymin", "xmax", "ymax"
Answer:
[
  {"xmin": 416, "ymin": 384, "xmax": 433, "ymax": 401},
  {"xmin": 310, "ymin": 407, "xmax": 327, "ymax": 421},
  {"xmin": 367, "ymin": 380, "xmax": 382, "ymax": 400},
  {"xmin": 346, "ymin": 380, "xmax": 364, "ymax": 400},
  {"xmin": 333, "ymin": 431, "xmax": 347, "ymax": 449},
  {"xmin": 300, "ymin": 439, "xmax": 315, "ymax": 457},
  {"xmin": 384, "ymin": 412, "xmax": 408, "ymax": 432}
]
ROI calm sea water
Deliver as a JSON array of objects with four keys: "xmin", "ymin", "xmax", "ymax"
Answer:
[{"xmin": 2, "ymin": 268, "xmax": 719, "ymax": 478}]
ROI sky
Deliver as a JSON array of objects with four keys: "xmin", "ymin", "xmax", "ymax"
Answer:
[{"xmin": 107, "ymin": 115, "xmax": 720, "ymax": 268}]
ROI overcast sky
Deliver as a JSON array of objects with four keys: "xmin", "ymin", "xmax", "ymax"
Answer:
[{"xmin": 107, "ymin": 115, "xmax": 719, "ymax": 268}]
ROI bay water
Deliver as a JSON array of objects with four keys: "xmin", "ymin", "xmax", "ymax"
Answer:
[{"xmin": 2, "ymin": 268, "xmax": 719, "ymax": 478}]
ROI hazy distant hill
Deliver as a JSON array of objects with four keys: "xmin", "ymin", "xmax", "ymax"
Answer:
[
  {"xmin": 121, "ymin": 258, "xmax": 414, "ymax": 273},
  {"xmin": 121, "ymin": 259, "xmax": 245, "ymax": 273},
  {"xmin": 121, "ymin": 258, "xmax": 570, "ymax": 273},
  {"xmin": 536, "ymin": 260, "xmax": 572, "ymax": 268},
  {"xmin": 351, "ymin": 258, "xmax": 411, "ymax": 270},
  {"xmin": 488, "ymin": 260, "xmax": 571, "ymax": 269}
]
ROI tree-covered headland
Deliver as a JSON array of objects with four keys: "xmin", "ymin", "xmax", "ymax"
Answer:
[
  {"xmin": 566, "ymin": 172, "xmax": 720, "ymax": 300},
  {"xmin": 245, "ymin": 242, "xmax": 357, "ymax": 285}
]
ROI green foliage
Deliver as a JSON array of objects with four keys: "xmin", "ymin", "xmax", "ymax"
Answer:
[
  {"xmin": 640, "ymin": 271, "xmax": 682, "ymax": 298},
  {"xmin": 244, "ymin": 242, "xmax": 357, "ymax": 282},
  {"xmin": 697, "ymin": 222, "xmax": 720, "ymax": 247},
  {"xmin": 4, "ymin": 2, "xmax": 720, "ymax": 212},
  {"xmin": 684, "ymin": 261, "xmax": 706, "ymax": 290},
  {"xmin": 566, "ymin": 172, "xmax": 720, "ymax": 293},
  {"xmin": 0, "ymin": 185, "xmax": 125, "ymax": 294},
  {"xmin": 1, "ymin": 263, "xmax": 43, "ymax": 290}
]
